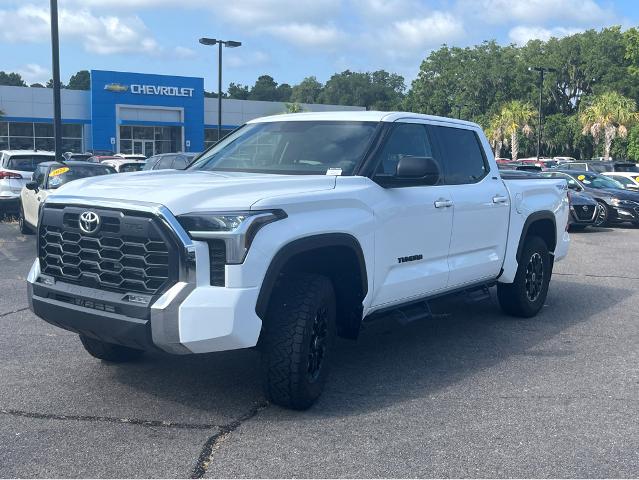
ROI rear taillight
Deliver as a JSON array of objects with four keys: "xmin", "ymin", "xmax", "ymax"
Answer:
[{"xmin": 0, "ymin": 171, "xmax": 23, "ymax": 180}]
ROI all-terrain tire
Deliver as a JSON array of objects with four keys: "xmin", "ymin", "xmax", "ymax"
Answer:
[
  {"xmin": 497, "ymin": 235, "xmax": 551, "ymax": 318},
  {"xmin": 79, "ymin": 335, "xmax": 144, "ymax": 362},
  {"xmin": 260, "ymin": 273, "xmax": 336, "ymax": 410}
]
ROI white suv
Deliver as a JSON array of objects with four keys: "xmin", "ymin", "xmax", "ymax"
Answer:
[{"xmin": 0, "ymin": 150, "xmax": 55, "ymax": 214}]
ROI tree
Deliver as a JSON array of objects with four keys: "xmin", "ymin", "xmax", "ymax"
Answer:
[
  {"xmin": 579, "ymin": 91, "xmax": 637, "ymax": 159},
  {"xmin": 319, "ymin": 70, "xmax": 405, "ymax": 110},
  {"xmin": 227, "ymin": 82, "xmax": 250, "ymax": 100},
  {"xmin": 67, "ymin": 70, "xmax": 90, "ymax": 90},
  {"xmin": 30, "ymin": 83, "xmax": 45, "ymax": 88},
  {"xmin": 627, "ymin": 125, "xmax": 639, "ymax": 160},
  {"xmin": 499, "ymin": 101, "xmax": 535, "ymax": 161},
  {"xmin": 484, "ymin": 113, "xmax": 507, "ymax": 158},
  {"xmin": 0, "ymin": 71, "xmax": 27, "ymax": 87},
  {"xmin": 291, "ymin": 76, "xmax": 323, "ymax": 104},
  {"xmin": 624, "ymin": 27, "xmax": 639, "ymax": 77},
  {"xmin": 276, "ymin": 83, "xmax": 293, "ymax": 102},
  {"xmin": 249, "ymin": 75, "xmax": 279, "ymax": 101}
]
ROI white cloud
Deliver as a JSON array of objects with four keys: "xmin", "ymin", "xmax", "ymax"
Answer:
[
  {"xmin": 508, "ymin": 25, "xmax": 583, "ymax": 45},
  {"xmin": 16, "ymin": 63, "xmax": 50, "ymax": 85},
  {"xmin": 226, "ymin": 51, "xmax": 271, "ymax": 69},
  {"xmin": 460, "ymin": 0, "xmax": 614, "ymax": 25},
  {"xmin": 172, "ymin": 46, "xmax": 197, "ymax": 58},
  {"xmin": 0, "ymin": 4, "xmax": 171, "ymax": 56},
  {"xmin": 262, "ymin": 23, "xmax": 346, "ymax": 49}
]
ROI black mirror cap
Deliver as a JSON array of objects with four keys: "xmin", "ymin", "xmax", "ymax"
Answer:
[
  {"xmin": 567, "ymin": 183, "xmax": 581, "ymax": 191},
  {"xmin": 26, "ymin": 181, "xmax": 39, "ymax": 191},
  {"xmin": 396, "ymin": 156, "xmax": 440, "ymax": 185}
]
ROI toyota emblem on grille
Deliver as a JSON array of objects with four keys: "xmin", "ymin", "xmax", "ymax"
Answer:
[{"xmin": 79, "ymin": 211, "xmax": 101, "ymax": 234}]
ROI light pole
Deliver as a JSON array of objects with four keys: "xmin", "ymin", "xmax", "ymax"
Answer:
[
  {"xmin": 454, "ymin": 103, "xmax": 468, "ymax": 119},
  {"xmin": 529, "ymin": 66, "xmax": 557, "ymax": 161},
  {"xmin": 199, "ymin": 38, "xmax": 242, "ymax": 141},
  {"xmin": 50, "ymin": 0, "xmax": 63, "ymax": 160}
]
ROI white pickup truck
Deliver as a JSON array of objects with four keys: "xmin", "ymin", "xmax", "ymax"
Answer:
[{"xmin": 27, "ymin": 112, "xmax": 570, "ymax": 409}]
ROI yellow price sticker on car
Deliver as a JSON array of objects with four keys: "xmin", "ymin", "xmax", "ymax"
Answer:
[
  {"xmin": 49, "ymin": 167, "xmax": 69, "ymax": 177},
  {"xmin": 635, "ymin": 177, "xmax": 639, "ymax": 182},
  {"xmin": 577, "ymin": 175, "xmax": 586, "ymax": 181}
]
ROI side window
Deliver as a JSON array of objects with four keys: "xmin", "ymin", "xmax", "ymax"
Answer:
[
  {"xmin": 374, "ymin": 123, "xmax": 434, "ymax": 175},
  {"xmin": 432, "ymin": 126, "xmax": 488, "ymax": 185},
  {"xmin": 33, "ymin": 166, "xmax": 47, "ymax": 187},
  {"xmin": 172, "ymin": 156, "xmax": 188, "ymax": 170},
  {"xmin": 155, "ymin": 155, "xmax": 175, "ymax": 170}
]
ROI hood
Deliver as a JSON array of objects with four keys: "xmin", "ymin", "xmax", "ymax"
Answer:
[
  {"xmin": 569, "ymin": 190, "xmax": 597, "ymax": 206},
  {"xmin": 49, "ymin": 170, "xmax": 337, "ymax": 214}
]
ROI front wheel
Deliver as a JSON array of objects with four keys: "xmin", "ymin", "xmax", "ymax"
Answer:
[
  {"xmin": 260, "ymin": 273, "xmax": 336, "ymax": 410},
  {"xmin": 593, "ymin": 201, "xmax": 609, "ymax": 227},
  {"xmin": 497, "ymin": 236, "xmax": 551, "ymax": 318},
  {"xmin": 19, "ymin": 205, "xmax": 32, "ymax": 235}
]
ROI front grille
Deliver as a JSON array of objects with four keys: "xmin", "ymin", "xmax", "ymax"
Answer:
[
  {"xmin": 208, "ymin": 240, "xmax": 226, "ymax": 286},
  {"xmin": 39, "ymin": 206, "xmax": 177, "ymax": 295},
  {"xmin": 574, "ymin": 204, "xmax": 596, "ymax": 221}
]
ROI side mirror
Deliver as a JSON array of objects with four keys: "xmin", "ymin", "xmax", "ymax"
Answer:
[
  {"xmin": 567, "ymin": 183, "xmax": 581, "ymax": 191},
  {"xmin": 396, "ymin": 156, "xmax": 440, "ymax": 185},
  {"xmin": 26, "ymin": 181, "xmax": 39, "ymax": 192}
]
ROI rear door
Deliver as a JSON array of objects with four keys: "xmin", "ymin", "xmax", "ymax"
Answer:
[
  {"xmin": 370, "ymin": 121, "xmax": 454, "ymax": 307},
  {"xmin": 430, "ymin": 125, "xmax": 510, "ymax": 287}
]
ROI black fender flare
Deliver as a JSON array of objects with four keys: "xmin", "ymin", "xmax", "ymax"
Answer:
[
  {"xmin": 255, "ymin": 233, "xmax": 368, "ymax": 319},
  {"xmin": 516, "ymin": 210, "xmax": 557, "ymax": 261}
]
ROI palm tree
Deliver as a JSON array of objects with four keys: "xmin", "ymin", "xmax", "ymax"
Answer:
[
  {"xmin": 579, "ymin": 91, "xmax": 638, "ymax": 160},
  {"xmin": 485, "ymin": 113, "xmax": 507, "ymax": 158},
  {"xmin": 499, "ymin": 101, "xmax": 535, "ymax": 161}
]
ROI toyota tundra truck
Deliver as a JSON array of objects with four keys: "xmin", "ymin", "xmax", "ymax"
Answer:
[{"xmin": 27, "ymin": 112, "xmax": 570, "ymax": 409}]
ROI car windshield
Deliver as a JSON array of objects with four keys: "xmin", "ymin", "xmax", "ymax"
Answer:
[
  {"xmin": 7, "ymin": 155, "xmax": 54, "ymax": 172},
  {"xmin": 578, "ymin": 172, "xmax": 625, "ymax": 190},
  {"xmin": 609, "ymin": 175, "xmax": 635, "ymax": 186},
  {"xmin": 48, "ymin": 164, "xmax": 115, "ymax": 188},
  {"xmin": 189, "ymin": 121, "xmax": 379, "ymax": 175}
]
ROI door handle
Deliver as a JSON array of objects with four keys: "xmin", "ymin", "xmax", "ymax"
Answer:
[
  {"xmin": 37, "ymin": 197, "xmax": 41, "ymax": 201},
  {"xmin": 492, "ymin": 195, "xmax": 508, "ymax": 204},
  {"xmin": 434, "ymin": 198, "xmax": 453, "ymax": 208}
]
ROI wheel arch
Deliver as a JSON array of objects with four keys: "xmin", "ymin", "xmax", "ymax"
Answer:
[
  {"xmin": 516, "ymin": 211, "xmax": 557, "ymax": 261},
  {"xmin": 255, "ymin": 233, "xmax": 369, "ymax": 339}
]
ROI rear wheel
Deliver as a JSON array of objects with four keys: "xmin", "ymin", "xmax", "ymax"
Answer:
[
  {"xmin": 79, "ymin": 335, "xmax": 144, "ymax": 362},
  {"xmin": 18, "ymin": 205, "xmax": 32, "ymax": 235},
  {"xmin": 593, "ymin": 201, "xmax": 609, "ymax": 227},
  {"xmin": 260, "ymin": 273, "xmax": 336, "ymax": 410},
  {"xmin": 498, "ymin": 236, "xmax": 551, "ymax": 318}
]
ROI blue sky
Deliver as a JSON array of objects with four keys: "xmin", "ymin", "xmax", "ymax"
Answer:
[{"xmin": 0, "ymin": 0, "xmax": 637, "ymax": 91}]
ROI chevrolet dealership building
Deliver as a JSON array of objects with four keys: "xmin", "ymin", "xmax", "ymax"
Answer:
[{"xmin": 0, "ymin": 70, "xmax": 363, "ymax": 156}]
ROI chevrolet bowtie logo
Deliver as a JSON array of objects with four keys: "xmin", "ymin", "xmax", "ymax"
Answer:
[{"xmin": 104, "ymin": 83, "xmax": 129, "ymax": 93}]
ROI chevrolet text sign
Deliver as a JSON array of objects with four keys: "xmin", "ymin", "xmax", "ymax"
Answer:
[{"xmin": 130, "ymin": 84, "xmax": 195, "ymax": 97}]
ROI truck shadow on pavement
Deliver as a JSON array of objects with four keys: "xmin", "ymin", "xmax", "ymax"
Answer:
[{"xmin": 109, "ymin": 277, "xmax": 625, "ymax": 418}]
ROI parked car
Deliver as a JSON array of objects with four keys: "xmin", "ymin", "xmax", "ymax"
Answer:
[
  {"xmin": 142, "ymin": 152, "xmax": 197, "ymax": 171},
  {"xmin": 86, "ymin": 149, "xmax": 115, "ymax": 156},
  {"xmin": 114, "ymin": 153, "xmax": 147, "ymax": 161},
  {"xmin": 87, "ymin": 155, "xmax": 121, "ymax": 164},
  {"xmin": 556, "ymin": 161, "xmax": 639, "ymax": 173},
  {"xmin": 518, "ymin": 157, "xmax": 557, "ymax": 168},
  {"xmin": 567, "ymin": 189, "xmax": 599, "ymax": 230},
  {"xmin": 0, "ymin": 150, "xmax": 56, "ymax": 214},
  {"xmin": 100, "ymin": 158, "xmax": 146, "ymax": 173},
  {"xmin": 63, "ymin": 152, "xmax": 93, "ymax": 162},
  {"xmin": 541, "ymin": 169, "xmax": 639, "ymax": 226},
  {"xmin": 19, "ymin": 161, "xmax": 115, "ymax": 233},
  {"xmin": 554, "ymin": 156, "xmax": 576, "ymax": 162},
  {"xmin": 27, "ymin": 111, "xmax": 570, "ymax": 409},
  {"xmin": 602, "ymin": 171, "xmax": 639, "ymax": 191}
]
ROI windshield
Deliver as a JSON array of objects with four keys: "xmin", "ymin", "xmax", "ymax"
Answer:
[
  {"xmin": 48, "ymin": 165, "xmax": 115, "ymax": 189},
  {"xmin": 609, "ymin": 175, "xmax": 636, "ymax": 187},
  {"xmin": 189, "ymin": 121, "xmax": 379, "ymax": 175},
  {"xmin": 7, "ymin": 155, "xmax": 54, "ymax": 172},
  {"xmin": 578, "ymin": 172, "xmax": 625, "ymax": 190}
]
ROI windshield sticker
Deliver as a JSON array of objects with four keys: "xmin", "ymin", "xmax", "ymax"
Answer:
[
  {"xmin": 577, "ymin": 175, "xmax": 586, "ymax": 181},
  {"xmin": 49, "ymin": 167, "xmax": 69, "ymax": 177},
  {"xmin": 326, "ymin": 167, "xmax": 342, "ymax": 176}
]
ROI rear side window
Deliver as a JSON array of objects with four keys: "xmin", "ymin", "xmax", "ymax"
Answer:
[
  {"xmin": 156, "ymin": 155, "xmax": 175, "ymax": 170},
  {"xmin": 431, "ymin": 126, "xmax": 488, "ymax": 185},
  {"xmin": 172, "ymin": 156, "xmax": 188, "ymax": 170},
  {"xmin": 142, "ymin": 156, "xmax": 158, "ymax": 170},
  {"xmin": 7, "ymin": 155, "xmax": 54, "ymax": 172}
]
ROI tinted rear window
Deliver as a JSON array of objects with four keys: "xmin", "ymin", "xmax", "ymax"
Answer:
[{"xmin": 6, "ymin": 155, "xmax": 54, "ymax": 172}]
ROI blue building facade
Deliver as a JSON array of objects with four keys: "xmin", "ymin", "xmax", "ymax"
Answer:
[{"xmin": 91, "ymin": 70, "xmax": 204, "ymax": 155}]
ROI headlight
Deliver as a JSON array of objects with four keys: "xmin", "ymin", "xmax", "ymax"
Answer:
[
  {"xmin": 610, "ymin": 198, "xmax": 621, "ymax": 206},
  {"xmin": 610, "ymin": 198, "xmax": 638, "ymax": 207},
  {"xmin": 177, "ymin": 210, "xmax": 287, "ymax": 264}
]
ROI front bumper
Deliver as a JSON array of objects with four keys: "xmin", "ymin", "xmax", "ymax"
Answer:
[
  {"xmin": 28, "ymin": 258, "xmax": 262, "ymax": 354},
  {"xmin": 27, "ymin": 197, "xmax": 263, "ymax": 355}
]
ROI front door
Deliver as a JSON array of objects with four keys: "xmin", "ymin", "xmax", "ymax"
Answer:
[
  {"xmin": 133, "ymin": 140, "xmax": 154, "ymax": 157},
  {"xmin": 430, "ymin": 125, "xmax": 510, "ymax": 287},
  {"xmin": 370, "ymin": 122, "xmax": 454, "ymax": 308}
]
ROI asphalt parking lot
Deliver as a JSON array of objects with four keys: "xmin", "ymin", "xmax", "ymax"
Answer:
[{"xmin": 1, "ymin": 220, "xmax": 638, "ymax": 478}]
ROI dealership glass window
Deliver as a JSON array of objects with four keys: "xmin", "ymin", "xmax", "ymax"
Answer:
[
  {"xmin": 119, "ymin": 125, "xmax": 181, "ymax": 155},
  {"xmin": 205, "ymin": 128, "xmax": 234, "ymax": 149},
  {"xmin": 3, "ymin": 121, "xmax": 83, "ymax": 151}
]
